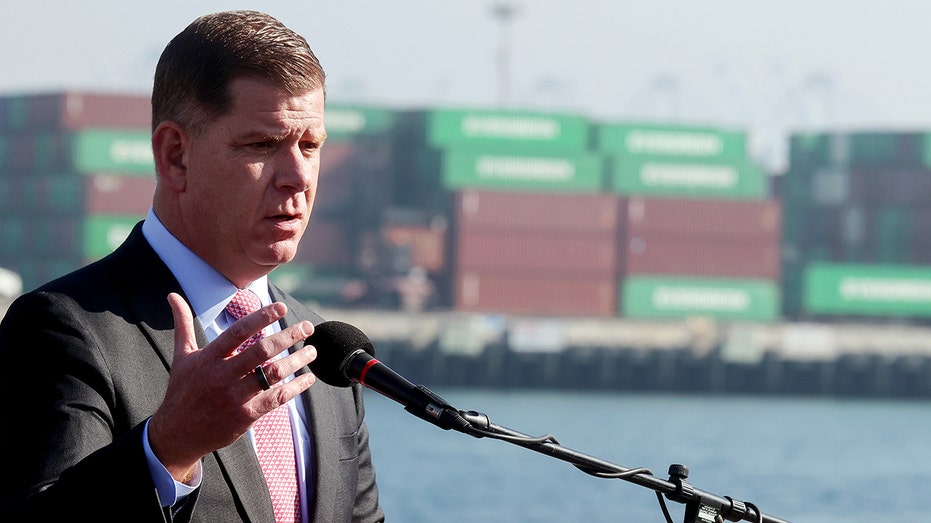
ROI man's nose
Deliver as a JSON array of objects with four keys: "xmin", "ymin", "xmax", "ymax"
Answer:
[{"xmin": 274, "ymin": 145, "xmax": 317, "ymax": 192}]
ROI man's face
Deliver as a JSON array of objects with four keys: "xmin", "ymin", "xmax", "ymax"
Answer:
[{"xmin": 180, "ymin": 77, "xmax": 326, "ymax": 286}]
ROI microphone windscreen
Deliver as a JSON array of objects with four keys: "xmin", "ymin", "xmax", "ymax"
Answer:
[{"xmin": 306, "ymin": 320, "xmax": 376, "ymax": 387}]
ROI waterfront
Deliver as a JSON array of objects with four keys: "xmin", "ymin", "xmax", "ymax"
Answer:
[
  {"xmin": 365, "ymin": 389, "xmax": 931, "ymax": 522},
  {"xmin": 336, "ymin": 309, "xmax": 931, "ymax": 399}
]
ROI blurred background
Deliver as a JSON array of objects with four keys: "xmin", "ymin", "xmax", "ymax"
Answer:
[{"xmin": 3, "ymin": 2, "xmax": 931, "ymax": 521}]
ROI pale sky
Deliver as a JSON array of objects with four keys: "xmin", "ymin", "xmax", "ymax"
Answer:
[{"xmin": 3, "ymin": 1, "xmax": 931, "ymax": 170}]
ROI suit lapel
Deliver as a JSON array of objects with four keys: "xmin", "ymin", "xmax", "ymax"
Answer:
[
  {"xmin": 108, "ymin": 223, "xmax": 189, "ymax": 371},
  {"xmin": 214, "ymin": 437, "xmax": 274, "ymax": 521}
]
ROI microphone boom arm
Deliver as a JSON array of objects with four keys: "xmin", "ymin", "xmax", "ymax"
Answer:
[{"xmin": 456, "ymin": 410, "xmax": 792, "ymax": 523}]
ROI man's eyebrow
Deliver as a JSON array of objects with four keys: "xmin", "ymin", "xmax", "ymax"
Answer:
[{"xmin": 239, "ymin": 130, "xmax": 284, "ymax": 141}]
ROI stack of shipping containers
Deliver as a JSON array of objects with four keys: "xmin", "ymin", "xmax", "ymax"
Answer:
[
  {"xmin": 782, "ymin": 131, "xmax": 931, "ymax": 320},
  {"xmin": 453, "ymin": 189, "xmax": 623, "ymax": 316},
  {"xmin": 1, "ymin": 91, "xmax": 785, "ymax": 323},
  {"xmin": 0, "ymin": 92, "xmax": 154, "ymax": 291},
  {"xmin": 393, "ymin": 107, "xmax": 619, "ymax": 316},
  {"xmin": 594, "ymin": 122, "xmax": 781, "ymax": 321}
]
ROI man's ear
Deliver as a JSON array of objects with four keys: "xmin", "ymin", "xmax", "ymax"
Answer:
[{"xmin": 152, "ymin": 121, "xmax": 189, "ymax": 192}]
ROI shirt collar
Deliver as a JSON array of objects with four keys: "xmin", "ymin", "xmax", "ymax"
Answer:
[{"xmin": 141, "ymin": 208, "xmax": 270, "ymax": 331}]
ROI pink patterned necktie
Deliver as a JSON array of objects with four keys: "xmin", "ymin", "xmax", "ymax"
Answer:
[{"xmin": 226, "ymin": 289, "xmax": 301, "ymax": 523}]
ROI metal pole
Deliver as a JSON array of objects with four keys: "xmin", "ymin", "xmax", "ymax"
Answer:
[{"xmin": 491, "ymin": 3, "xmax": 518, "ymax": 106}]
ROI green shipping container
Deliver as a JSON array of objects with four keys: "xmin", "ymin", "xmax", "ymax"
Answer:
[
  {"xmin": 73, "ymin": 129, "xmax": 154, "ymax": 174},
  {"xmin": 0, "ymin": 178, "xmax": 12, "ymax": 212},
  {"xmin": 46, "ymin": 175, "xmax": 85, "ymax": 212},
  {"xmin": 594, "ymin": 122, "xmax": 747, "ymax": 160},
  {"xmin": 0, "ymin": 218, "xmax": 27, "ymax": 254},
  {"xmin": 622, "ymin": 275, "xmax": 779, "ymax": 320},
  {"xmin": 0, "ymin": 135, "xmax": 8, "ymax": 170},
  {"xmin": 325, "ymin": 105, "xmax": 397, "ymax": 141},
  {"xmin": 0, "ymin": 95, "xmax": 29, "ymax": 131},
  {"xmin": 788, "ymin": 132, "xmax": 855, "ymax": 168},
  {"xmin": 82, "ymin": 214, "xmax": 140, "ymax": 260},
  {"xmin": 790, "ymin": 131, "xmax": 931, "ymax": 169},
  {"xmin": 440, "ymin": 150, "xmax": 604, "ymax": 192},
  {"xmin": 421, "ymin": 108, "xmax": 590, "ymax": 150},
  {"xmin": 606, "ymin": 155, "xmax": 766, "ymax": 199},
  {"xmin": 923, "ymin": 133, "xmax": 931, "ymax": 168},
  {"xmin": 875, "ymin": 207, "xmax": 909, "ymax": 263},
  {"xmin": 847, "ymin": 132, "xmax": 900, "ymax": 165},
  {"xmin": 804, "ymin": 262, "xmax": 931, "ymax": 317}
]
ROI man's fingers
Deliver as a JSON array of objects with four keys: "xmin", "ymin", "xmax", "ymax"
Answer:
[
  {"xmin": 239, "ymin": 320, "xmax": 314, "ymax": 375},
  {"xmin": 167, "ymin": 292, "xmax": 198, "ymax": 358},
  {"xmin": 213, "ymin": 302, "xmax": 288, "ymax": 359},
  {"xmin": 254, "ymin": 371, "xmax": 317, "ymax": 413},
  {"xmin": 256, "ymin": 342, "xmax": 317, "ymax": 388}
]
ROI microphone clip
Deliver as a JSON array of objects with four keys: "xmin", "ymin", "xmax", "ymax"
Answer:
[{"xmin": 404, "ymin": 385, "xmax": 473, "ymax": 433}]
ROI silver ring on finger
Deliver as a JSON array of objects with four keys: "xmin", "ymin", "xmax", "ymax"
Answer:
[{"xmin": 254, "ymin": 365, "xmax": 271, "ymax": 391}]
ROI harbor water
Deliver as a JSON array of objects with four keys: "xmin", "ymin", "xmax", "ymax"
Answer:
[{"xmin": 364, "ymin": 389, "xmax": 931, "ymax": 522}]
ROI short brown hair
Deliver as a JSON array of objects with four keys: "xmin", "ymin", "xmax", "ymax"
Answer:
[{"xmin": 151, "ymin": 10, "xmax": 326, "ymax": 133}]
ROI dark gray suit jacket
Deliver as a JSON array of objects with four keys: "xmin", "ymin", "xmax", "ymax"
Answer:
[{"xmin": 0, "ymin": 224, "xmax": 384, "ymax": 522}]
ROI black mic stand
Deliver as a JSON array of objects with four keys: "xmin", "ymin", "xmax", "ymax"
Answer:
[{"xmin": 454, "ymin": 409, "xmax": 793, "ymax": 523}]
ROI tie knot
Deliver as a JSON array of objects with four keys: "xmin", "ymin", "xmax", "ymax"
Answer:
[{"xmin": 227, "ymin": 288, "xmax": 262, "ymax": 320}]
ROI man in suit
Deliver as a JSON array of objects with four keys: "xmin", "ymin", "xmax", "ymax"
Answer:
[{"xmin": 0, "ymin": 10, "xmax": 384, "ymax": 522}]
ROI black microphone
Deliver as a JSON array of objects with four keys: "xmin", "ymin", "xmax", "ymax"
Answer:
[{"xmin": 307, "ymin": 320, "xmax": 472, "ymax": 433}]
